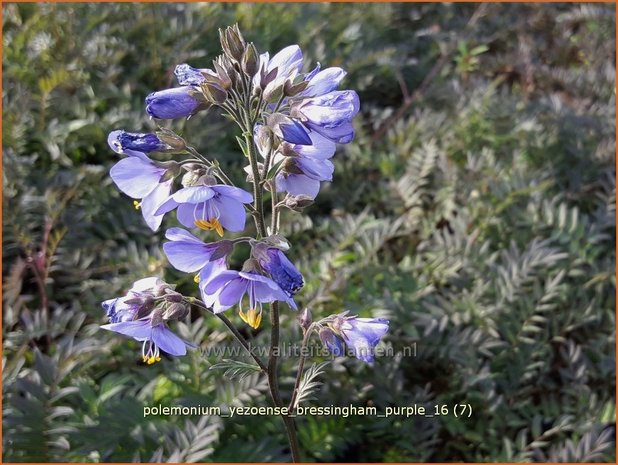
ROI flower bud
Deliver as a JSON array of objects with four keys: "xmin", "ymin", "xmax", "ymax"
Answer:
[
  {"xmin": 156, "ymin": 128, "xmax": 187, "ymax": 151},
  {"xmin": 284, "ymin": 79, "xmax": 309, "ymax": 97},
  {"xmin": 213, "ymin": 58, "xmax": 233, "ymax": 90},
  {"xmin": 219, "ymin": 24, "xmax": 246, "ymax": 62},
  {"xmin": 164, "ymin": 291, "xmax": 184, "ymax": 303},
  {"xmin": 162, "ymin": 302, "xmax": 190, "ymax": 321},
  {"xmin": 242, "ymin": 43, "xmax": 259, "ymax": 77},
  {"xmin": 300, "ymin": 308, "xmax": 312, "ymax": 330},
  {"xmin": 200, "ymin": 81, "xmax": 227, "ymax": 105},
  {"xmin": 284, "ymin": 195, "xmax": 314, "ymax": 211},
  {"xmin": 254, "ymin": 125, "xmax": 273, "ymax": 158}
]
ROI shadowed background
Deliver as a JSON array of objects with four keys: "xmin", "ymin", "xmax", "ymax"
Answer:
[{"xmin": 2, "ymin": 2, "xmax": 616, "ymax": 462}]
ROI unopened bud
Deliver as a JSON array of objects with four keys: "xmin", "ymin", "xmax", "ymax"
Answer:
[
  {"xmin": 155, "ymin": 128, "xmax": 187, "ymax": 151},
  {"xmin": 284, "ymin": 194, "xmax": 314, "ymax": 211},
  {"xmin": 162, "ymin": 302, "xmax": 190, "ymax": 321},
  {"xmin": 220, "ymin": 24, "xmax": 246, "ymax": 62},
  {"xmin": 200, "ymin": 81, "xmax": 227, "ymax": 105},
  {"xmin": 164, "ymin": 291, "xmax": 183, "ymax": 303},
  {"xmin": 300, "ymin": 308, "xmax": 312, "ymax": 330},
  {"xmin": 242, "ymin": 43, "xmax": 259, "ymax": 77}
]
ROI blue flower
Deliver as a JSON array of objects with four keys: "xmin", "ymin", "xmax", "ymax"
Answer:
[
  {"xmin": 275, "ymin": 156, "xmax": 334, "ymax": 199},
  {"xmin": 108, "ymin": 130, "xmax": 168, "ymax": 154},
  {"xmin": 163, "ymin": 227, "xmax": 232, "ymax": 273},
  {"xmin": 108, "ymin": 147, "xmax": 173, "ymax": 231},
  {"xmin": 100, "ymin": 277, "xmax": 192, "ymax": 363},
  {"xmin": 145, "ymin": 86, "xmax": 203, "ymax": 119},
  {"xmin": 201, "ymin": 270, "xmax": 297, "ymax": 328},
  {"xmin": 257, "ymin": 248, "xmax": 304, "ymax": 298},
  {"xmin": 293, "ymin": 90, "xmax": 360, "ymax": 144},
  {"xmin": 155, "ymin": 184, "xmax": 253, "ymax": 236},
  {"xmin": 332, "ymin": 315, "xmax": 389, "ymax": 363}
]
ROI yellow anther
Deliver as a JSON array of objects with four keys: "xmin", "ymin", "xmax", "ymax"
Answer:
[
  {"xmin": 194, "ymin": 274, "xmax": 200, "ymax": 283},
  {"xmin": 239, "ymin": 308, "xmax": 262, "ymax": 329},
  {"xmin": 194, "ymin": 218, "xmax": 224, "ymax": 237},
  {"xmin": 143, "ymin": 355, "xmax": 160, "ymax": 365},
  {"xmin": 133, "ymin": 200, "xmax": 142, "ymax": 210}
]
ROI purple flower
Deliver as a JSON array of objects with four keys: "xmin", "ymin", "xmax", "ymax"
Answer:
[
  {"xmin": 145, "ymin": 86, "xmax": 203, "ymax": 119},
  {"xmin": 102, "ymin": 277, "xmax": 161, "ymax": 324},
  {"xmin": 100, "ymin": 277, "xmax": 192, "ymax": 363},
  {"xmin": 319, "ymin": 327, "xmax": 345, "ymax": 356},
  {"xmin": 333, "ymin": 315, "xmax": 389, "ymax": 363},
  {"xmin": 293, "ymin": 90, "xmax": 360, "ymax": 144},
  {"xmin": 257, "ymin": 248, "xmax": 304, "ymax": 298},
  {"xmin": 108, "ymin": 149, "xmax": 173, "ymax": 231},
  {"xmin": 108, "ymin": 129, "xmax": 168, "ymax": 154},
  {"xmin": 155, "ymin": 184, "xmax": 253, "ymax": 236},
  {"xmin": 267, "ymin": 45, "xmax": 303, "ymax": 77},
  {"xmin": 163, "ymin": 227, "xmax": 232, "ymax": 273},
  {"xmin": 202, "ymin": 270, "xmax": 297, "ymax": 328},
  {"xmin": 278, "ymin": 118, "xmax": 312, "ymax": 145}
]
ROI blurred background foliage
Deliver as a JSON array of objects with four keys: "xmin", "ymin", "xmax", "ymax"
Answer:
[{"xmin": 2, "ymin": 2, "xmax": 616, "ymax": 462}]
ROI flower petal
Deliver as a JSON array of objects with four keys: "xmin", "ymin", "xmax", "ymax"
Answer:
[
  {"xmin": 101, "ymin": 320, "xmax": 151, "ymax": 340},
  {"xmin": 140, "ymin": 180, "xmax": 173, "ymax": 231},
  {"xmin": 213, "ymin": 196, "xmax": 247, "ymax": 232},
  {"xmin": 151, "ymin": 325, "xmax": 188, "ymax": 356},
  {"xmin": 109, "ymin": 156, "xmax": 164, "ymax": 198}
]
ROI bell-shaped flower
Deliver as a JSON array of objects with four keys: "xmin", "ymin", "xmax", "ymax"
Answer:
[
  {"xmin": 253, "ymin": 245, "xmax": 304, "ymax": 298},
  {"xmin": 332, "ymin": 314, "xmax": 389, "ymax": 363},
  {"xmin": 108, "ymin": 142, "xmax": 175, "ymax": 231},
  {"xmin": 155, "ymin": 184, "xmax": 253, "ymax": 236},
  {"xmin": 293, "ymin": 90, "xmax": 360, "ymax": 144},
  {"xmin": 163, "ymin": 227, "xmax": 232, "ymax": 273},
  {"xmin": 202, "ymin": 270, "xmax": 297, "ymax": 328},
  {"xmin": 145, "ymin": 86, "xmax": 205, "ymax": 119}
]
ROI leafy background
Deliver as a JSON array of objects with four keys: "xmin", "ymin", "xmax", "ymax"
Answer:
[{"xmin": 2, "ymin": 2, "xmax": 616, "ymax": 462}]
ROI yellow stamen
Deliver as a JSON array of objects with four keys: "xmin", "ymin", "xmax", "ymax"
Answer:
[
  {"xmin": 194, "ymin": 218, "xmax": 224, "ymax": 237},
  {"xmin": 133, "ymin": 200, "xmax": 142, "ymax": 210},
  {"xmin": 143, "ymin": 355, "xmax": 161, "ymax": 365},
  {"xmin": 239, "ymin": 308, "xmax": 262, "ymax": 329},
  {"xmin": 194, "ymin": 274, "xmax": 200, "ymax": 283}
]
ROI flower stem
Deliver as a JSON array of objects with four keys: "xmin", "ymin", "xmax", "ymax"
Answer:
[
  {"xmin": 268, "ymin": 301, "xmax": 301, "ymax": 462},
  {"xmin": 288, "ymin": 326, "xmax": 313, "ymax": 411}
]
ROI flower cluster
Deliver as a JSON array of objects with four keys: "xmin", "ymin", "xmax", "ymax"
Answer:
[{"xmin": 101, "ymin": 25, "xmax": 386, "ymax": 369}]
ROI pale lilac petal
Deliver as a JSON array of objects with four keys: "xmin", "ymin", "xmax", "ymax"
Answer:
[
  {"xmin": 213, "ymin": 196, "xmax": 247, "ymax": 232},
  {"xmin": 164, "ymin": 227, "xmax": 203, "ymax": 244},
  {"xmin": 217, "ymin": 278, "xmax": 248, "ymax": 307},
  {"xmin": 302, "ymin": 67, "xmax": 347, "ymax": 98},
  {"xmin": 101, "ymin": 320, "xmax": 151, "ymax": 340},
  {"xmin": 297, "ymin": 157, "xmax": 334, "ymax": 181},
  {"xmin": 203, "ymin": 270, "xmax": 240, "ymax": 295},
  {"xmin": 176, "ymin": 203, "xmax": 198, "ymax": 228},
  {"xmin": 268, "ymin": 45, "xmax": 303, "ymax": 75},
  {"xmin": 151, "ymin": 325, "xmax": 188, "ymax": 356},
  {"xmin": 171, "ymin": 186, "xmax": 216, "ymax": 204},
  {"xmin": 163, "ymin": 239, "xmax": 213, "ymax": 272},
  {"xmin": 210, "ymin": 185, "xmax": 253, "ymax": 203},
  {"xmin": 109, "ymin": 157, "xmax": 164, "ymax": 198},
  {"xmin": 141, "ymin": 180, "xmax": 173, "ymax": 231},
  {"xmin": 131, "ymin": 277, "xmax": 163, "ymax": 292},
  {"xmin": 276, "ymin": 173, "xmax": 321, "ymax": 199},
  {"xmin": 293, "ymin": 131, "xmax": 337, "ymax": 159}
]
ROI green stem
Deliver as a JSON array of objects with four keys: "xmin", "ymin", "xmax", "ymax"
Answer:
[
  {"xmin": 288, "ymin": 327, "xmax": 313, "ymax": 411},
  {"xmin": 268, "ymin": 301, "xmax": 301, "ymax": 462}
]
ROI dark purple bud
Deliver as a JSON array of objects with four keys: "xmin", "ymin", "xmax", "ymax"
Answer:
[
  {"xmin": 200, "ymin": 81, "xmax": 228, "ymax": 105},
  {"xmin": 145, "ymin": 87, "xmax": 204, "ymax": 119},
  {"xmin": 242, "ymin": 43, "xmax": 259, "ymax": 77},
  {"xmin": 164, "ymin": 291, "xmax": 184, "ymax": 303},
  {"xmin": 319, "ymin": 328, "xmax": 344, "ymax": 356},
  {"xmin": 284, "ymin": 194, "xmax": 314, "ymax": 211},
  {"xmin": 162, "ymin": 302, "xmax": 190, "ymax": 321},
  {"xmin": 300, "ymin": 308, "xmax": 312, "ymax": 330}
]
